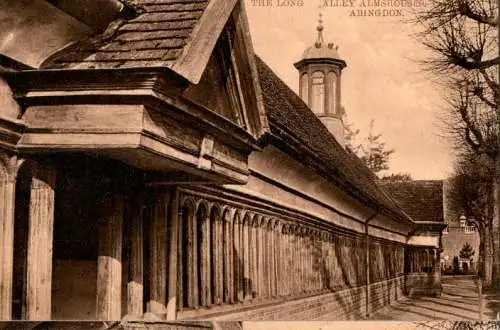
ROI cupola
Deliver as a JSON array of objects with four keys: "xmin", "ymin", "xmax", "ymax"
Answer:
[{"xmin": 294, "ymin": 14, "xmax": 347, "ymax": 147}]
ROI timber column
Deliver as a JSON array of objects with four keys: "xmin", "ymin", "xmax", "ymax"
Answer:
[
  {"xmin": 126, "ymin": 192, "xmax": 144, "ymax": 319},
  {"xmin": 96, "ymin": 192, "xmax": 124, "ymax": 320},
  {"xmin": 0, "ymin": 154, "xmax": 18, "ymax": 320},
  {"xmin": 26, "ymin": 162, "xmax": 56, "ymax": 320}
]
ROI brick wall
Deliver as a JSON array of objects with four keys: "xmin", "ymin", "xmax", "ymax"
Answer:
[{"xmin": 183, "ymin": 277, "xmax": 404, "ymax": 321}]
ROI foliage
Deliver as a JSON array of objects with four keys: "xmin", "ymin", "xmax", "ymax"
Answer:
[
  {"xmin": 343, "ymin": 113, "xmax": 361, "ymax": 154},
  {"xmin": 344, "ymin": 118, "xmax": 394, "ymax": 175},
  {"xmin": 379, "ymin": 173, "xmax": 413, "ymax": 182},
  {"xmin": 358, "ymin": 120, "xmax": 395, "ymax": 175},
  {"xmin": 448, "ymin": 150, "xmax": 494, "ymax": 228},
  {"xmin": 459, "ymin": 242, "xmax": 475, "ymax": 260}
]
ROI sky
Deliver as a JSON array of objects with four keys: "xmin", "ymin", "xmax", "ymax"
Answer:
[{"xmin": 245, "ymin": 0, "xmax": 456, "ymax": 180}]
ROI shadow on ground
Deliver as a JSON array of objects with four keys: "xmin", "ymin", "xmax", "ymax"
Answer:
[{"xmin": 371, "ymin": 275, "xmax": 500, "ymax": 321}]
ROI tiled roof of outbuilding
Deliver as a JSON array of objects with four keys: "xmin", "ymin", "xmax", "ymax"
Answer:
[
  {"xmin": 254, "ymin": 56, "xmax": 412, "ymax": 224},
  {"xmin": 378, "ymin": 180, "xmax": 444, "ymax": 223}
]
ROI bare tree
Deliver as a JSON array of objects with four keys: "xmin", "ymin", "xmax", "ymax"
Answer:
[
  {"xmin": 448, "ymin": 149, "xmax": 494, "ymax": 283},
  {"xmin": 414, "ymin": 0, "xmax": 499, "ymax": 287}
]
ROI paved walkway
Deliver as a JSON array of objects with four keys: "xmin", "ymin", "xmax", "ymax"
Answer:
[{"xmin": 370, "ymin": 275, "xmax": 500, "ymax": 321}]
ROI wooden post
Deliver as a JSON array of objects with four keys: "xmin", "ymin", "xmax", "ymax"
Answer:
[
  {"xmin": 238, "ymin": 217, "xmax": 245, "ymax": 302},
  {"xmin": 233, "ymin": 218, "xmax": 241, "ymax": 302},
  {"xmin": 257, "ymin": 220, "xmax": 264, "ymax": 298},
  {"xmin": 96, "ymin": 193, "xmax": 123, "ymax": 320},
  {"xmin": 0, "ymin": 155, "xmax": 16, "ymax": 320},
  {"xmin": 262, "ymin": 222, "xmax": 269, "ymax": 298},
  {"xmin": 147, "ymin": 192, "xmax": 168, "ymax": 317},
  {"xmin": 216, "ymin": 215, "xmax": 224, "ymax": 305},
  {"xmin": 223, "ymin": 211, "xmax": 233, "ymax": 304},
  {"xmin": 297, "ymin": 232, "xmax": 307, "ymax": 293},
  {"xmin": 279, "ymin": 227, "xmax": 285, "ymax": 297},
  {"xmin": 273, "ymin": 224, "xmax": 280, "ymax": 297},
  {"xmin": 251, "ymin": 222, "xmax": 258, "ymax": 299},
  {"xmin": 188, "ymin": 204, "xmax": 198, "ymax": 308},
  {"xmin": 127, "ymin": 193, "xmax": 143, "ymax": 318},
  {"xmin": 26, "ymin": 163, "xmax": 56, "ymax": 321},
  {"xmin": 243, "ymin": 218, "xmax": 250, "ymax": 300},
  {"xmin": 166, "ymin": 189, "xmax": 179, "ymax": 320},
  {"xmin": 199, "ymin": 208, "xmax": 210, "ymax": 307},
  {"xmin": 284, "ymin": 228, "xmax": 290, "ymax": 296},
  {"xmin": 269, "ymin": 223, "xmax": 275, "ymax": 298},
  {"xmin": 204, "ymin": 210, "xmax": 211, "ymax": 307}
]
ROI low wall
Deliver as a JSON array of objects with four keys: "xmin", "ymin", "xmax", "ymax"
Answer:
[
  {"xmin": 184, "ymin": 277, "xmax": 404, "ymax": 321},
  {"xmin": 405, "ymin": 272, "xmax": 442, "ymax": 297},
  {"xmin": 368, "ymin": 276, "xmax": 404, "ymax": 314}
]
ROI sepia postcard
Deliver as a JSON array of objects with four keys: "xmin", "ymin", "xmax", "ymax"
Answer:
[{"xmin": 0, "ymin": 0, "xmax": 499, "ymax": 329}]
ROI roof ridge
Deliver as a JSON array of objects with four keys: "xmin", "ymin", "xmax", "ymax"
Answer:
[{"xmin": 255, "ymin": 55, "xmax": 412, "ymax": 223}]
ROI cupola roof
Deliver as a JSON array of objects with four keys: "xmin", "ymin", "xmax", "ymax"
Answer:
[{"xmin": 300, "ymin": 14, "xmax": 343, "ymax": 62}]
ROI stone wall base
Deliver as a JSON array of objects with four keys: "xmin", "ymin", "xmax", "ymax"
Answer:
[
  {"xmin": 179, "ymin": 277, "xmax": 405, "ymax": 321},
  {"xmin": 405, "ymin": 273, "xmax": 442, "ymax": 297}
]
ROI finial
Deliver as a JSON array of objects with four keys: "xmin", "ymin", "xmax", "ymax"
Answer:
[{"xmin": 315, "ymin": 12, "xmax": 324, "ymax": 48}]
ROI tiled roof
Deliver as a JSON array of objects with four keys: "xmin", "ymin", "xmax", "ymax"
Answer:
[
  {"xmin": 44, "ymin": 0, "xmax": 210, "ymax": 69},
  {"xmin": 254, "ymin": 56, "xmax": 412, "ymax": 223},
  {"xmin": 378, "ymin": 180, "xmax": 444, "ymax": 223}
]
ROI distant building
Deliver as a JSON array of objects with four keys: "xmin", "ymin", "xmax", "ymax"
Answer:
[{"xmin": 441, "ymin": 180, "xmax": 480, "ymax": 273}]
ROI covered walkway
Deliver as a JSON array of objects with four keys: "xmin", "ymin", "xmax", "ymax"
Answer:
[{"xmin": 371, "ymin": 276, "xmax": 500, "ymax": 321}]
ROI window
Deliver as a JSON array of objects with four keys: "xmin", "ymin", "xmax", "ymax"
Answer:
[
  {"xmin": 300, "ymin": 73, "xmax": 309, "ymax": 104},
  {"xmin": 311, "ymin": 71, "xmax": 325, "ymax": 114},
  {"xmin": 328, "ymin": 71, "xmax": 337, "ymax": 115}
]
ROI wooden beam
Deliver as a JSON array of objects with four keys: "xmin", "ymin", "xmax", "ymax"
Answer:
[
  {"xmin": 96, "ymin": 193, "xmax": 123, "ymax": 320},
  {"xmin": 26, "ymin": 163, "xmax": 56, "ymax": 320}
]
